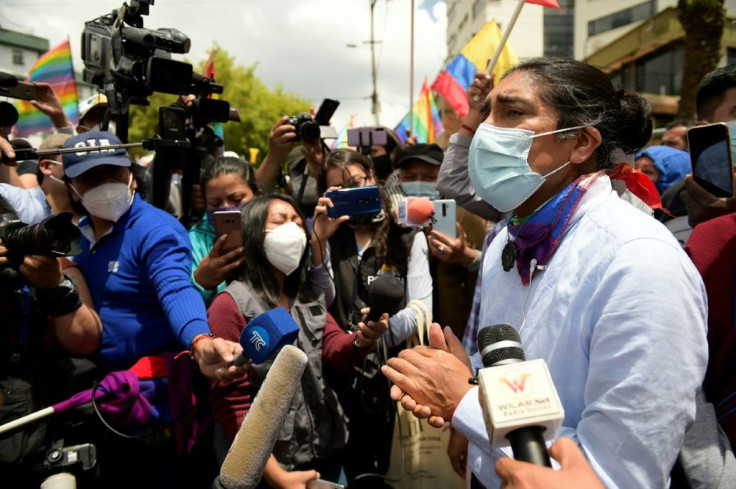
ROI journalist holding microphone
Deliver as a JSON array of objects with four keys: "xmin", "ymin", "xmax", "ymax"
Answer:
[{"xmin": 381, "ymin": 57, "xmax": 708, "ymax": 488}]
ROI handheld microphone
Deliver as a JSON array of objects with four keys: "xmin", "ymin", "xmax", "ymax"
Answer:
[
  {"xmin": 366, "ymin": 274, "xmax": 405, "ymax": 322},
  {"xmin": 229, "ymin": 307, "xmax": 300, "ymax": 367},
  {"xmin": 476, "ymin": 324, "xmax": 564, "ymax": 467},
  {"xmin": 214, "ymin": 344, "xmax": 308, "ymax": 489},
  {"xmin": 397, "ymin": 197, "xmax": 434, "ymax": 227}
]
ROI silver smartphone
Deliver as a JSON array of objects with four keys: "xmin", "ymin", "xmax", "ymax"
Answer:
[{"xmin": 432, "ymin": 199, "xmax": 457, "ymax": 239}]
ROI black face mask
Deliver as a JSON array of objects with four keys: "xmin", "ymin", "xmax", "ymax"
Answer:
[{"xmin": 371, "ymin": 155, "xmax": 393, "ymax": 181}]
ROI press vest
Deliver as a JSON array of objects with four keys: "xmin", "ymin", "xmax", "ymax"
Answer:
[{"xmin": 222, "ymin": 280, "xmax": 348, "ymax": 468}]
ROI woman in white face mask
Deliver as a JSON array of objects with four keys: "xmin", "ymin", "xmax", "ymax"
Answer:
[{"xmin": 207, "ymin": 194, "xmax": 357, "ymax": 488}]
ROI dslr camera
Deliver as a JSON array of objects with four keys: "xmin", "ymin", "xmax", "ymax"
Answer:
[
  {"xmin": 286, "ymin": 98, "xmax": 341, "ymax": 143},
  {"xmin": 287, "ymin": 113, "xmax": 321, "ymax": 143},
  {"xmin": 0, "ymin": 213, "xmax": 82, "ymax": 268}
]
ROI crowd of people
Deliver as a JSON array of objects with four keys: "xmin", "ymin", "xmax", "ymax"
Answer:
[{"xmin": 0, "ymin": 55, "xmax": 735, "ymax": 489}]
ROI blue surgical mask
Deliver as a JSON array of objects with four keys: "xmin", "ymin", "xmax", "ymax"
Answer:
[
  {"xmin": 206, "ymin": 201, "xmax": 248, "ymax": 224},
  {"xmin": 401, "ymin": 181, "xmax": 439, "ymax": 199},
  {"xmin": 468, "ymin": 123, "xmax": 586, "ymax": 212}
]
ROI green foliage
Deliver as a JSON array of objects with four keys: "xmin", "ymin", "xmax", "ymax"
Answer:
[{"xmin": 128, "ymin": 45, "xmax": 310, "ymax": 164}]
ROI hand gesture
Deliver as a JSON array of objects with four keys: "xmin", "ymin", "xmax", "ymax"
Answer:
[
  {"xmin": 495, "ymin": 438, "xmax": 605, "ymax": 489},
  {"xmin": 681, "ymin": 174, "xmax": 736, "ymax": 227},
  {"xmin": 269, "ymin": 116, "xmax": 297, "ymax": 162},
  {"xmin": 0, "ymin": 136, "xmax": 15, "ymax": 162},
  {"xmin": 19, "ymin": 254, "xmax": 64, "ymax": 290},
  {"xmin": 191, "ymin": 336, "xmax": 247, "ymax": 383},
  {"xmin": 382, "ymin": 323, "xmax": 473, "ymax": 423},
  {"xmin": 467, "ymin": 72, "xmax": 493, "ymax": 113},
  {"xmin": 313, "ymin": 189, "xmax": 349, "ymax": 240},
  {"xmin": 356, "ymin": 307, "xmax": 389, "ymax": 349},
  {"xmin": 272, "ymin": 469, "xmax": 320, "ymax": 489},
  {"xmin": 193, "ymin": 235, "xmax": 245, "ymax": 290},
  {"xmin": 428, "ymin": 222, "xmax": 473, "ymax": 264},
  {"xmin": 29, "ymin": 83, "xmax": 70, "ymax": 128}
]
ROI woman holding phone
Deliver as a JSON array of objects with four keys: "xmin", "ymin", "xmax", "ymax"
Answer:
[
  {"xmin": 310, "ymin": 148, "xmax": 432, "ymax": 489},
  {"xmin": 189, "ymin": 156, "xmax": 259, "ymax": 305}
]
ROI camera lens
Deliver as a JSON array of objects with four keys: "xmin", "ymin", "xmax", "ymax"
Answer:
[{"xmin": 300, "ymin": 120, "xmax": 320, "ymax": 143}]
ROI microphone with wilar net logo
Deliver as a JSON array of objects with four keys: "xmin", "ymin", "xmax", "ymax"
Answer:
[{"xmin": 476, "ymin": 324, "xmax": 565, "ymax": 467}]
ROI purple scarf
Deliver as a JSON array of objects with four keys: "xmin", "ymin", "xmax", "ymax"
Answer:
[{"xmin": 508, "ymin": 172, "xmax": 602, "ymax": 284}]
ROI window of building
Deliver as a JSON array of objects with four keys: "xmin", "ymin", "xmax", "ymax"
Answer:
[
  {"xmin": 473, "ymin": 0, "xmax": 486, "ymax": 18},
  {"xmin": 634, "ymin": 42, "xmax": 684, "ymax": 95},
  {"xmin": 12, "ymin": 49, "xmax": 24, "ymax": 66},
  {"xmin": 544, "ymin": 0, "xmax": 574, "ymax": 57},
  {"xmin": 609, "ymin": 41, "xmax": 684, "ymax": 96},
  {"xmin": 588, "ymin": 0, "xmax": 657, "ymax": 37}
]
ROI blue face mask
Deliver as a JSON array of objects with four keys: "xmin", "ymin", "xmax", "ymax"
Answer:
[
  {"xmin": 401, "ymin": 180, "xmax": 440, "ymax": 199},
  {"xmin": 468, "ymin": 123, "xmax": 586, "ymax": 212},
  {"xmin": 206, "ymin": 201, "xmax": 248, "ymax": 224}
]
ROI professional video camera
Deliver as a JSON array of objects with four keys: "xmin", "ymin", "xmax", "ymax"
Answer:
[
  {"xmin": 0, "ymin": 212, "xmax": 82, "ymax": 268},
  {"xmin": 80, "ymin": 0, "xmax": 241, "ymax": 227},
  {"xmin": 80, "ymin": 0, "xmax": 234, "ymax": 138}
]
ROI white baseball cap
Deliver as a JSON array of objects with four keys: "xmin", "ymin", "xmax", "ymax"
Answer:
[{"xmin": 78, "ymin": 93, "xmax": 108, "ymax": 121}]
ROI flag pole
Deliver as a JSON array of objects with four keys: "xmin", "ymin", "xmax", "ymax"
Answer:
[
  {"xmin": 485, "ymin": 0, "xmax": 525, "ymax": 75},
  {"xmin": 410, "ymin": 0, "xmax": 415, "ymax": 136}
]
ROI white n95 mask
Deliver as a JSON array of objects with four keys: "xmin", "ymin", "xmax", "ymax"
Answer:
[
  {"xmin": 71, "ymin": 172, "xmax": 134, "ymax": 222},
  {"xmin": 263, "ymin": 221, "xmax": 307, "ymax": 276}
]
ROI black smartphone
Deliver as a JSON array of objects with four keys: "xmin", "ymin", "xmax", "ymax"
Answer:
[
  {"xmin": 314, "ymin": 98, "xmax": 340, "ymax": 126},
  {"xmin": 325, "ymin": 186, "xmax": 382, "ymax": 218},
  {"xmin": 213, "ymin": 210, "xmax": 243, "ymax": 253},
  {"xmin": 347, "ymin": 127, "xmax": 388, "ymax": 147},
  {"xmin": 3, "ymin": 81, "xmax": 39, "ymax": 101},
  {"xmin": 687, "ymin": 123, "xmax": 734, "ymax": 198}
]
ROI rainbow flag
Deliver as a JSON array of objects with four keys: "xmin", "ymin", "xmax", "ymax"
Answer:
[
  {"xmin": 331, "ymin": 113, "xmax": 355, "ymax": 149},
  {"xmin": 14, "ymin": 39, "xmax": 78, "ymax": 138},
  {"xmin": 394, "ymin": 78, "xmax": 443, "ymax": 144},
  {"xmin": 431, "ymin": 20, "xmax": 518, "ymax": 120}
]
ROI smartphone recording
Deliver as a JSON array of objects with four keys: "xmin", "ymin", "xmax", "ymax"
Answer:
[
  {"xmin": 687, "ymin": 123, "xmax": 734, "ymax": 198},
  {"xmin": 325, "ymin": 186, "xmax": 382, "ymax": 218}
]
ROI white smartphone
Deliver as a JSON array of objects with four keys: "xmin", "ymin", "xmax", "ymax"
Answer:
[{"xmin": 432, "ymin": 199, "xmax": 457, "ymax": 239}]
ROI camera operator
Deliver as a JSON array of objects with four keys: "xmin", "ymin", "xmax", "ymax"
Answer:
[
  {"xmin": 0, "ymin": 195, "xmax": 102, "ymax": 486},
  {"xmin": 257, "ymin": 114, "xmax": 326, "ymax": 213}
]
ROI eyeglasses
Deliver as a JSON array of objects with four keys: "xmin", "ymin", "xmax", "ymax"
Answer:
[{"xmin": 347, "ymin": 176, "xmax": 368, "ymax": 188}]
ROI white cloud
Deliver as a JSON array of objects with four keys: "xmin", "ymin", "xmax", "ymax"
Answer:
[{"xmin": 1, "ymin": 0, "xmax": 448, "ymax": 132}]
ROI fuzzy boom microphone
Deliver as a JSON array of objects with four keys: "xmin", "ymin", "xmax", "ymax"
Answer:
[{"xmin": 213, "ymin": 344, "xmax": 308, "ymax": 489}]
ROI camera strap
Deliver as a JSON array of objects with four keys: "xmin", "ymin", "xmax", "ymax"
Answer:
[{"xmin": 296, "ymin": 160, "xmax": 309, "ymax": 207}]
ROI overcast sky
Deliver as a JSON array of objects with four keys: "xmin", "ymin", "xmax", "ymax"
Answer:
[{"xmin": 0, "ymin": 0, "xmax": 449, "ymax": 132}]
